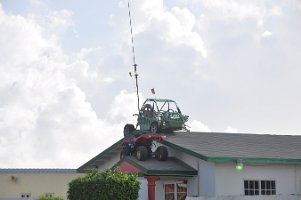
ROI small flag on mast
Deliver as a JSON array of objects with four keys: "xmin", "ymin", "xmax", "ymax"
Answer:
[{"xmin": 151, "ymin": 88, "xmax": 155, "ymax": 95}]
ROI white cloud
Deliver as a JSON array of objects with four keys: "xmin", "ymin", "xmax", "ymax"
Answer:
[
  {"xmin": 1, "ymin": 0, "xmax": 301, "ymax": 168},
  {"xmin": 107, "ymin": 90, "xmax": 142, "ymax": 124},
  {"xmin": 117, "ymin": 0, "xmax": 207, "ymax": 58},
  {"xmin": 269, "ymin": 5, "xmax": 283, "ymax": 16},
  {"xmin": 29, "ymin": 0, "xmax": 42, "ymax": 6},
  {"xmin": 225, "ymin": 126, "xmax": 238, "ymax": 133},
  {"xmin": 261, "ymin": 30, "xmax": 272, "ymax": 38},
  {"xmin": 201, "ymin": 0, "xmax": 266, "ymax": 23},
  {"xmin": 73, "ymin": 46, "xmax": 103, "ymax": 59},
  {"xmin": 0, "ymin": 5, "xmax": 129, "ymax": 168},
  {"xmin": 0, "ymin": 12, "xmax": 51, "ymax": 66},
  {"xmin": 45, "ymin": 10, "xmax": 75, "ymax": 34},
  {"xmin": 189, "ymin": 120, "xmax": 211, "ymax": 132}
]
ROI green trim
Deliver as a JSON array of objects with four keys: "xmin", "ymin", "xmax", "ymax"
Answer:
[
  {"xmin": 77, "ymin": 138, "xmax": 124, "ymax": 173},
  {"xmin": 78, "ymin": 135, "xmax": 301, "ymax": 174},
  {"xmin": 161, "ymin": 140, "xmax": 301, "ymax": 165},
  {"xmin": 146, "ymin": 170, "xmax": 196, "ymax": 176},
  {"xmin": 208, "ymin": 157, "xmax": 301, "ymax": 164},
  {"xmin": 161, "ymin": 140, "xmax": 208, "ymax": 161},
  {"xmin": 124, "ymin": 157, "xmax": 149, "ymax": 173},
  {"xmin": 115, "ymin": 157, "xmax": 197, "ymax": 176},
  {"xmin": 113, "ymin": 158, "xmax": 145, "ymax": 177}
]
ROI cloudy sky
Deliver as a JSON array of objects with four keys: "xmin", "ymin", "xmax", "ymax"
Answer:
[{"xmin": 0, "ymin": 0, "xmax": 300, "ymax": 168}]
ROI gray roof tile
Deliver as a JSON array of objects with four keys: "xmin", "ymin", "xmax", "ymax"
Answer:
[{"xmin": 164, "ymin": 132, "xmax": 301, "ymax": 161}]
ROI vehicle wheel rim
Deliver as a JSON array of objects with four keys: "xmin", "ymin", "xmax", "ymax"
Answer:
[{"xmin": 151, "ymin": 124, "xmax": 157, "ymax": 133}]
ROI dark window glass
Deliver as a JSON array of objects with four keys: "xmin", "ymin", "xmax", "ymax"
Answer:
[
  {"xmin": 271, "ymin": 181, "xmax": 275, "ymax": 189},
  {"xmin": 267, "ymin": 181, "xmax": 270, "ymax": 188},
  {"xmin": 261, "ymin": 180, "xmax": 265, "ymax": 189},
  {"xmin": 245, "ymin": 180, "xmax": 276, "ymax": 196},
  {"xmin": 244, "ymin": 180, "xmax": 259, "ymax": 196},
  {"xmin": 244, "ymin": 181, "xmax": 248, "ymax": 188},
  {"xmin": 250, "ymin": 181, "xmax": 254, "ymax": 189},
  {"xmin": 165, "ymin": 193, "xmax": 174, "ymax": 200},
  {"xmin": 260, "ymin": 180, "xmax": 276, "ymax": 195},
  {"xmin": 177, "ymin": 193, "xmax": 187, "ymax": 200},
  {"xmin": 255, "ymin": 181, "xmax": 259, "ymax": 189}
]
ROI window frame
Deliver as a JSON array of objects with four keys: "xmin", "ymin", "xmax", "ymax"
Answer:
[
  {"xmin": 164, "ymin": 181, "xmax": 187, "ymax": 200},
  {"xmin": 244, "ymin": 179, "xmax": 276, "ymax": 196}
]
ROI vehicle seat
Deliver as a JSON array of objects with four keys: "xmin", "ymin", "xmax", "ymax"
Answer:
[{"xmin": 142, "ymin": 104, "xmax": 154, "ymax": 117}]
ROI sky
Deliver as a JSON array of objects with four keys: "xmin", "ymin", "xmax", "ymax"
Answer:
[{"xmin": 0, "ymin": 0, "xmax": 300, "ymax": 168}]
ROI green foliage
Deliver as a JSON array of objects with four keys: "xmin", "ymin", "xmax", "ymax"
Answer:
[
  {"xmin": 38, "ymin": 195, "xmax": 63, "ymax": 200},
  {"xmin": 68, "ymin": 169, "xmax": 140, "ymax": 200}
]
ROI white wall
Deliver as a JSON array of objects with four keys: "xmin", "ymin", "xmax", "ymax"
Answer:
[
  {"xmin": 199, "ymin": 160, "xmax": 216, "ymax": 197},
  {"xmin": 156, "ymin": 178, "xmax": 164, "ymax": 200},
  {"xmin": 138, "ymin": 177, "xmax": 148, "ymax": 200},
  {"xmin": 164, "ymin": 144, "xmax": 200, "ymax": 197},
  {"xmin": 166, "ymin": 144, "xmax": 198, "ymax": 169},
  {"xmin": 186, "ymin": 194, "xmax": 301, "ymax": 200},
  {"xmin": 215, "ymin": 163, "xmax": 301, "ymax": 196},
  {"xmin": 0, "ymin": 172, "xmax": 83, "ymax": 199}
]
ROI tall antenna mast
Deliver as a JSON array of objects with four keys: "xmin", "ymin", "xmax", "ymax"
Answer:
[{"xmin": 127, "ymin": 0, "xmax": 140, "ymax": 112}]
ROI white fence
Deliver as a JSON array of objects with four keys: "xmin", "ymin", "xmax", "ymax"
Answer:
[{"xmin": 186, "ymin": 195, "xmax": 301, "ymax": 200}]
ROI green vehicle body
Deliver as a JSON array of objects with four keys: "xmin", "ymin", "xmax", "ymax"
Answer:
[{"xmin": 136, "ymin": 98, "xmax": 189, "ymax": 133}]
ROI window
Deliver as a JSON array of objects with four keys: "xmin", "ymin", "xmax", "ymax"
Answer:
[
  {"xmin": 244, "ymin": 180, "xmax": 276, "ymax": 196},
  {"xmin": 261, "ymin": 180, "xmax": 276, "ymax": 195},
  {"xmin": 21, "ymin": 193, "xmax": 31, "ymax": 198},
  {"xmin": 165, "ymin": 183, "xmax": 175, "ymax": 200},
  {"xmin": 164, "ymin": 182, "xmax": 187, "ymax": 200},
  {"xmin": 177, "ymin": 183, "xmax": 187, "ymax": 200},
  {"xmin": 244, "ymin": 180, "xmax": 259, "ymax": 195}
]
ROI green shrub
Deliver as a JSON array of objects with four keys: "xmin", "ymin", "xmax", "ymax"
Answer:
[
  {"xmin": 38, "ymin": 195, "xmax": 63, "ymax": 200},
  {"xmin": 68, "ymin": 169, "xmax": 140, "ymax": 200}
]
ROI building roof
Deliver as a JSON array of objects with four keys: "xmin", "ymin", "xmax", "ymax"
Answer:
[
  {"xmin": 118, "ymin": 157, "xmax": 197, "ymax": 176},
  {"xmin": 163, "ymin": 132, "xmax": 301, "ymax": 164},
  {"xmin": 78, "ymin": 131, "xmax": 301, "ymax": 172},
  {"xmin": 0, "ymin": 168, "xmax": 77, "ymax": 174},
  {"xmin": 77, "ymin": 138, "xmax": 124, "ymax": 172}
]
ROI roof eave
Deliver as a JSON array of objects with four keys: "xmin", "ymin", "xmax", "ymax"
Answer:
[
  {"xmin": 115, "ymin": 157, "xmax": 197, "ymax": 177},
  {"xmin": 77, "ymin": 138, "xmax": 124, "ymax": 173},
  {"xmin": 162, "ymin": 140, "xmax": 301, "ymax": 165}
]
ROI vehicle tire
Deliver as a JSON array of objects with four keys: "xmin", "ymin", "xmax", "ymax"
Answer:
[
  {"xmin": 120, "ymin": 151, "xmax": 128, "ymax": 160},
  {"xmin": 135, "ymin": 146, "xmax": 148, "ymax": 161},
  {"xmin": 156, "ymin": 146, "xmax": 168, "ymax": 161},
  {"xmin": 150, "ymin": 122, "xmax": 158, "ymax": 134},
  {"xmin": 120, "ymin": 145, "xmax": 131, "ymax": 160},
  {"xmin": 124, "ymin": 124, "xmax": 135, "ymax": 137}
]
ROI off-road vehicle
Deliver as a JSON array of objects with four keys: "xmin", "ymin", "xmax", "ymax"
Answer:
[
  {"xmin": 120, "ymin": 134, "xmax": 168, "ymax": 161},
  {"xmin": 124, "ymin": 98, "xmax": 189, "ymax": 137}
]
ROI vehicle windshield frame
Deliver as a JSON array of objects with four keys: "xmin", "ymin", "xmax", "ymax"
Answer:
[{"xmin": 142, "ymin": 98, "xmax": 180, "ymax": 113}]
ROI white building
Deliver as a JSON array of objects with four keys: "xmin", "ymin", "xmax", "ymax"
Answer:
[
  {"xmin": 78, "ymin": 132, "xmax": 301, "ymax": 200},
  {"xmin": 1, "ymin": 131, "xmax": 301, "ymax": 200}
]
